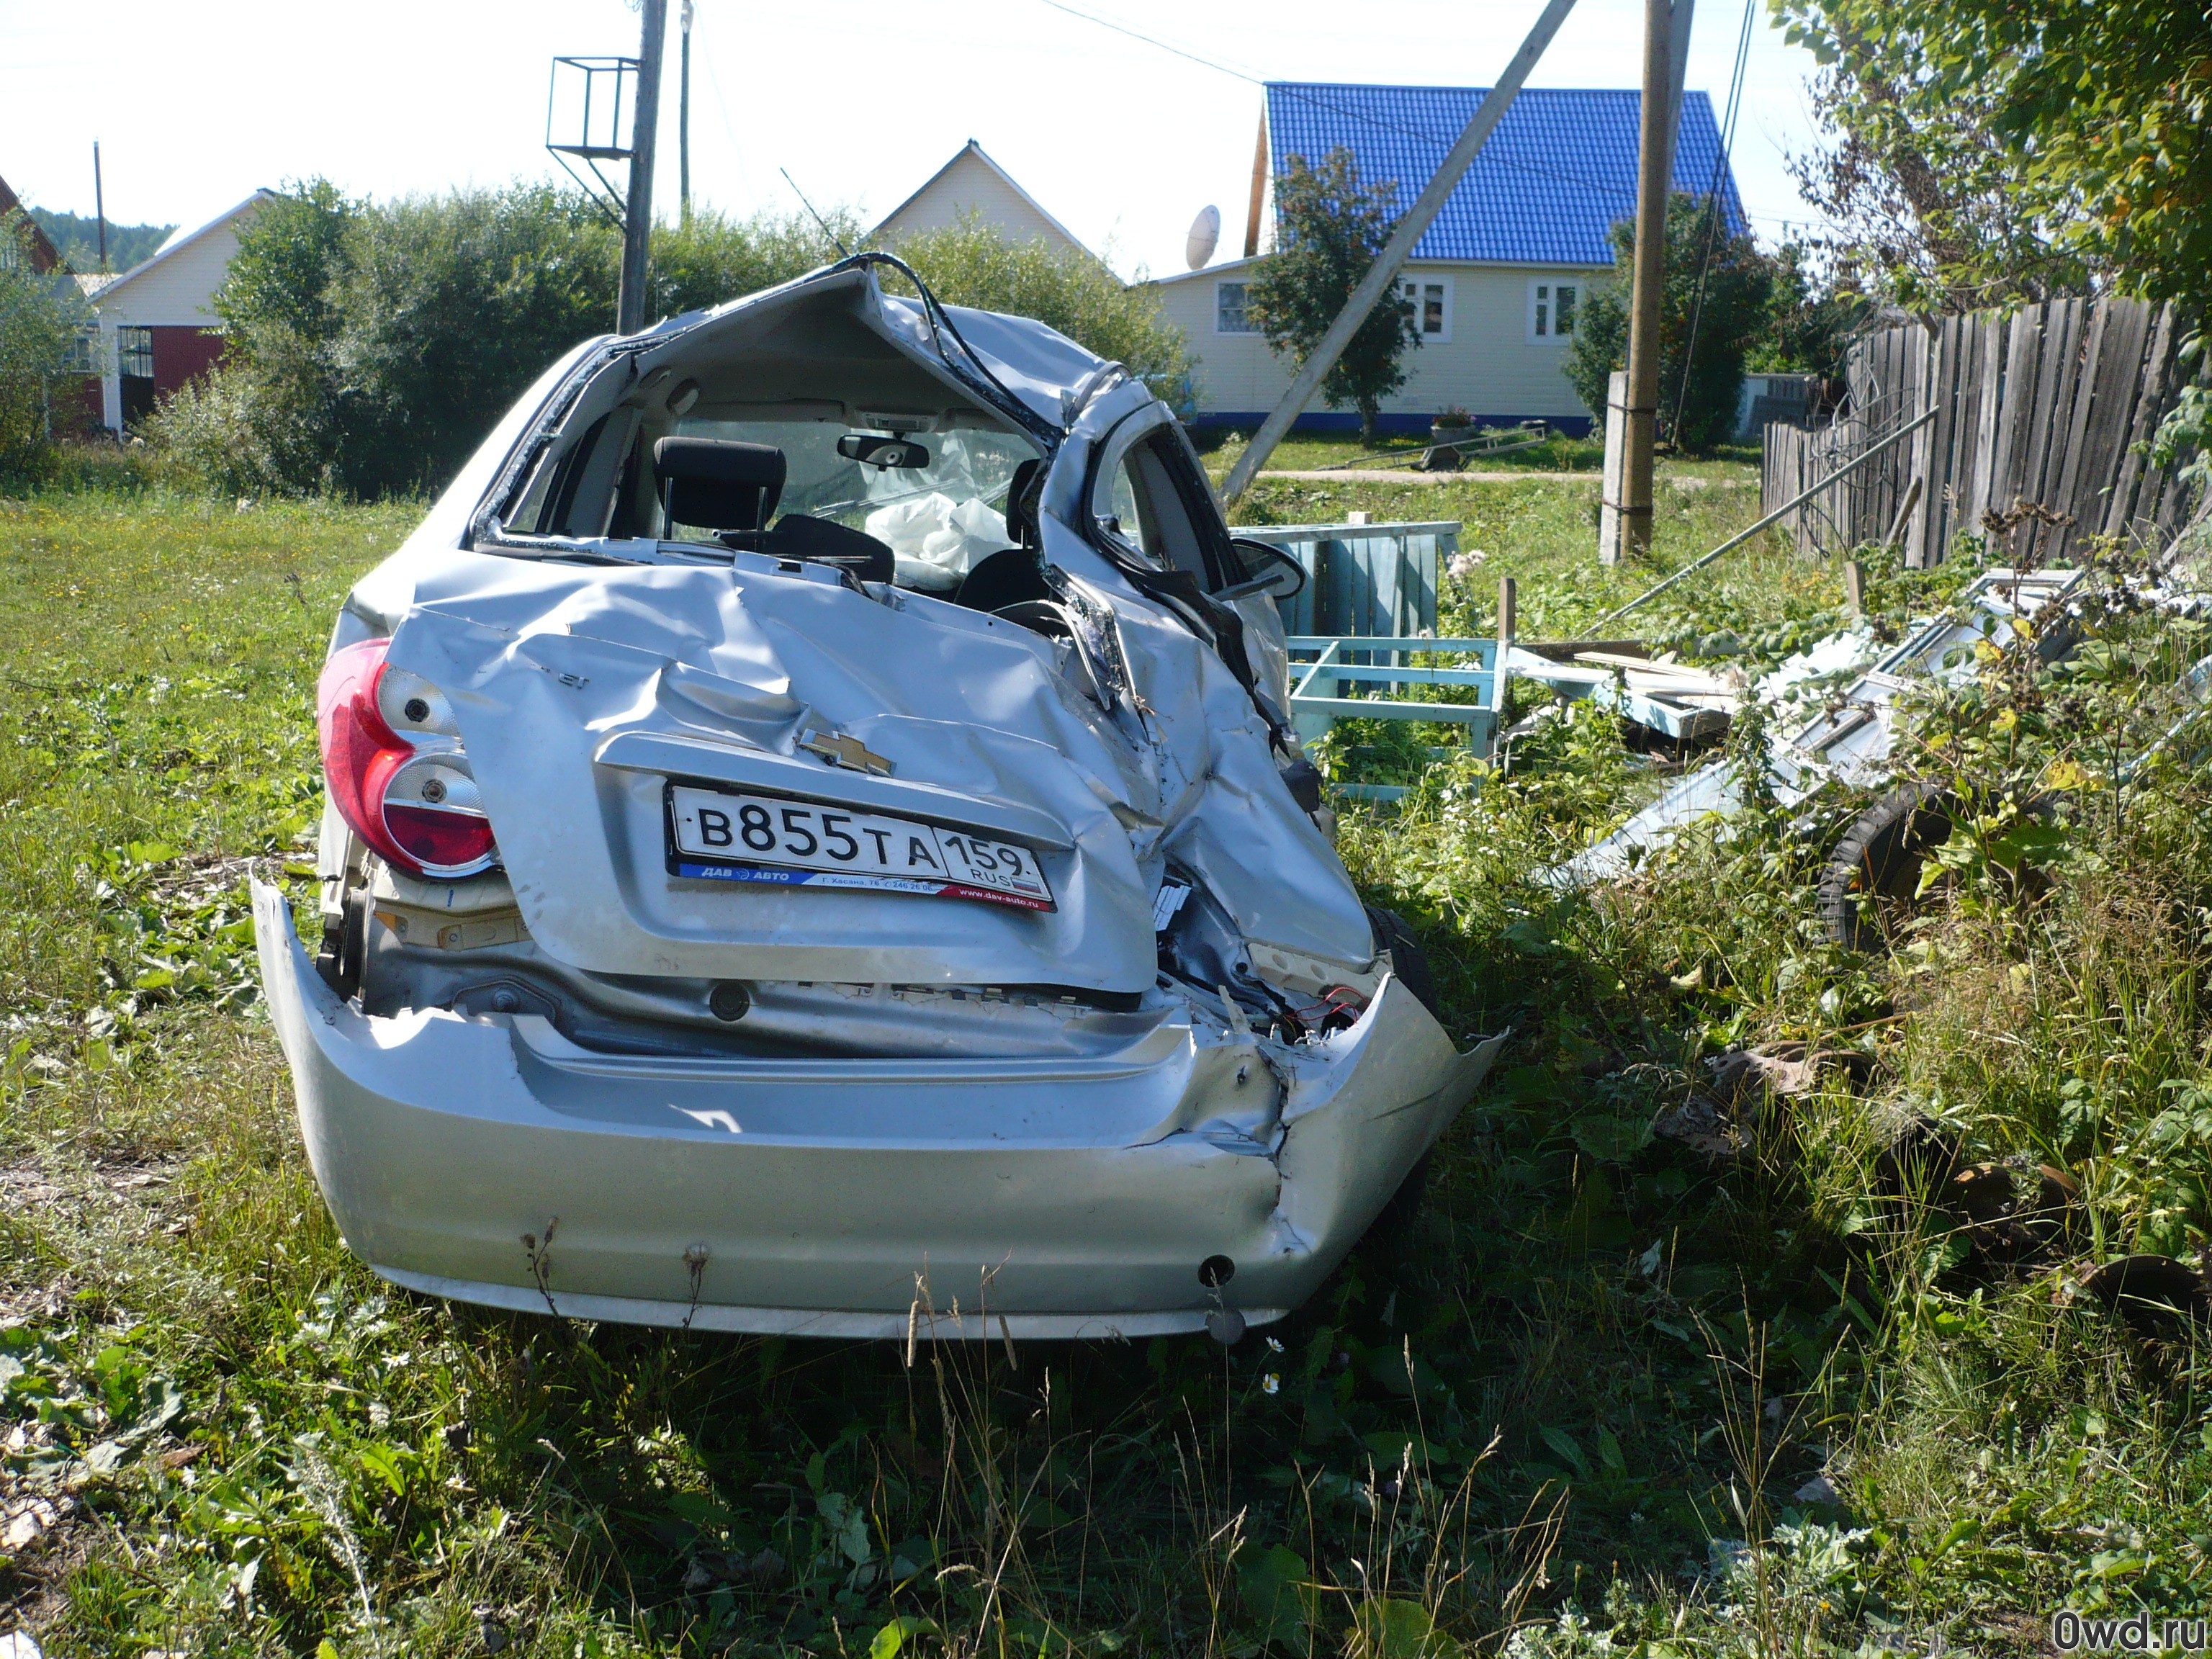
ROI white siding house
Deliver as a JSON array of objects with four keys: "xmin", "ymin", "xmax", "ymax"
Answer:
[
  {"xmin": 1151, "ymin": 257, "xmax": 1603, "ymax": 431},
  {"xmin": 1148, "ymin": 84, "xmax": 1747, "ymax": 436},
  {"xmin": 78, "ymin": 189, "xmax": 275, "ymax": 432}
]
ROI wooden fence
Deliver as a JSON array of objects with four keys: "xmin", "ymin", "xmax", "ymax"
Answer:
[{"xmin": 1762, "ymin": 297, "xmax": 2203, "ymax": 567}]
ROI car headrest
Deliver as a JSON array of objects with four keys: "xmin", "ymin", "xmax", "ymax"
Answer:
[
  {"xmin": 655, "ymin": 437, "xmax": 786, "ymax": 533},
  {"xmin": 1002, "ymin": 458, "xmax": 1043, "ymax": 547}
]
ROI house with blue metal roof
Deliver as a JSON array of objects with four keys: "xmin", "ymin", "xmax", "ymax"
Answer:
[{"xmin": 1146, "ymin": 84, "xmax": 1746, "ymax": 436}]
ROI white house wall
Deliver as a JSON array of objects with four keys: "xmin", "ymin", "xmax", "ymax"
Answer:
[
  {"xmin": 1151, "ymin": 262, "xmax": 1611, "ymax": 428},
  {"xmin": 95, "ymin": 217, "xmax": 252, "ymax": 328},
  {"xmin": 92, "ymin": 201, "xmax": 264, "ymax": 432},
  {"xmin": 876, "ymin": 151, "xmax": 1084, "ymax": 257}
]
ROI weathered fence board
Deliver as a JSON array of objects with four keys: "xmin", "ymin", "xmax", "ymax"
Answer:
[{"xmin": 1763, "ymin": 296, "xmax": 2202, "ymax": 567}]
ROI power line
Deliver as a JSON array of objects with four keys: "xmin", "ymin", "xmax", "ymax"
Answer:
[
  {"xmin": 1667, "ymin": 0, "xmax": 1758, "ymax": 445},
  {"xmin": 1031, "ymin": 0, "xmax": 1749, "ymax": 228}
]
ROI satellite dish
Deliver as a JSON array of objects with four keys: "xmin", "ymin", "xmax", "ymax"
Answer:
[{"xmin": 1185, "ymin": 204, "xmax": 1221, "ymax": 271}]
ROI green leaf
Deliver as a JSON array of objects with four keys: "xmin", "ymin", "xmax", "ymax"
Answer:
[
  {"xmin": 319, "ymin": 1643, "xmax": 341, "ymax": 1659},
  {"xmin": 1923, "ymin": 1514, "xmax": 1983, "ymax": 1565},
  {"xmin": 1538, "ymin": 1426, "xmax": 1592, "ymax": 1483},
  {"xmin": 1237, "ymin": 1544, "xmax": 1316, "ymax": 1657},
  {"xmin": 356, "ymin": 1442, "xmax": 407, "ymax": 1497},
  {"xmin": 870, "ymin": 1615, "xmax": 941, "ymax": 1659},
  {"xmin": 1363, "ymin": 1429, "xmax": 1439, "ymax": 1469},
  {"xmin": 1570, "ymin": 1113, "xmax": 1653, "ymax": 1163},
  {"xmin": 1353, "ymin": 1598, "xmax": 1460, "ymax": 1658}
]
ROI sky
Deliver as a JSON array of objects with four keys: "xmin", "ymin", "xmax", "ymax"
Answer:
[{"xmin": 2, "ymin": 0, "xmax": 1832, "ymax": 280}]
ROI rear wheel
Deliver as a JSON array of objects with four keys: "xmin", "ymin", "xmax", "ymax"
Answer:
[
  {"xmin": 1364, "ymin": 907, "xmax": 1442, "ymax": 1238},
  {"xmin": 1365, "ymin": 906, "xmax": 1440, "ymax": 1015},
  {"xmin": 1818, "ymin": 785, "xmax": 1958, "ymax": 952}
]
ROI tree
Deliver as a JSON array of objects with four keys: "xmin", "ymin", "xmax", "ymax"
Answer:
[
  {"xmin": 151, "ymin": 179, "xmax": 361, "ymax": 495},
  {"xmin": 1563, "ymin": 193, "xmax": 1778, "ymax": 454},
  {"xmin": 1244, "ymin": 149, "xmax": 1419, "ymax": 444},
  {"xmin": 0, "ymin": 212, "xmax": 89, "ymax": 488},
  {"xmin": 1778, "ymin": 23, "xmax": 2094, "ymax": 312},
  {"xmin": 1774, "ymin": 0, "xmax": 2212, "ymax": 314},
  {"xmin": 153, "ymin": 181, "xmax": 620, "ymax": 498},
  {"xmin": 878, "ymin": 215, "xmax": 1193, "ymax": 405}
]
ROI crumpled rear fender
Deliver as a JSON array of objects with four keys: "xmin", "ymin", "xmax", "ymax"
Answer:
[{"xmin": 254, "ymin": 881, "xmax": 1502, "ymax": 1338}]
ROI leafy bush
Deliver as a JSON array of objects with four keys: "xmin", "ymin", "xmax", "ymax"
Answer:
[
  {"xmin": 148, "ymin": 183, "xmax": 1195, "ymax": 500},
  {"xmin": 651, "ymin": 205, "xmax": 855, "ymax": 319},
  {"xmin": 0, "ymin": 212, "xmax": 89, "ymax": 489},
  {"xmin": 152, "ymin": 180, "xmax": 623, "ymax": 500}
]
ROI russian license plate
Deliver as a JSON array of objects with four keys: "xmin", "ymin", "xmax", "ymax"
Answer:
[{"xmin": 666, "ymin": 784, "xmax": 1056, "ymax": 912}]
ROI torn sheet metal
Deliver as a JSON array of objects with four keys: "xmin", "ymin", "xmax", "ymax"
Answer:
[{"xmin": 1552, "ymin": 568, "xmax": 2087, "ymax": 884}]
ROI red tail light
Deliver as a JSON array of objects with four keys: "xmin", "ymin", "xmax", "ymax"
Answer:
[{"xmin": 316, "ymin": 639, "xmax": 498, "ymax": 878}]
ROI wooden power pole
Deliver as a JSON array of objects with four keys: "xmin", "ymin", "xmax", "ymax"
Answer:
[
  {"xmin": 1600, "ymin": 0, "xmax": 1693, "ymax": 563},
  {"xmin": 617, "ymin": 0, "xmax": 668, "ymax": 336},
  {"xmin": 678, "ymin": 0, "xmax": 694, "ymax": 223}
]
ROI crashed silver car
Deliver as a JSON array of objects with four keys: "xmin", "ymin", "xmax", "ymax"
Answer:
[{"xmin": 252, "ymin": 256, "xmax": 1501, "ymax": 1340}]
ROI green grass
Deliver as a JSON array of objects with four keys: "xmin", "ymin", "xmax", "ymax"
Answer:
[
  {"xmin": 1190, "ymin": 428, "xmax": 1763, "ymax": 480},
  {"xmin": 3, "ymin": 476, "xmax": 2209, "ymax": 1658}
]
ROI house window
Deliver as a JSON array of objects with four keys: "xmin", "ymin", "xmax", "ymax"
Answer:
[
  {"xmin": 1395, "ymin": 276, "xmax": 1452, "ymax": 342},
  {"xmin": 62, "ymin": 326, "xmax": 96, "ymax": 374},
  {"xmin": 117, "ymin": 326, "xmax": 154, "ymax": 379},
  {"xmin": 1215, "ymin": 281, "xmax": 1258, "ymax": 333},
  {"xmin": 1529, "ymin": 280, "xmax": 1579, "ymax": 343}
]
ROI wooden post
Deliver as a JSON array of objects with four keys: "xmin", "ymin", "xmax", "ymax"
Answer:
[
  {"xmin": 616, "ymin": 0, "xmax": 668, "ymax": 336},
  {"xmin": 1613, "ymin": 0, "xmax": 1676, "ymax": 562},
  {"xmin": 1882, "ymin": 477, "xmax": 1923, "ymax": 554},
  {"xmin": 1599, "ymin": 369, "xmax": 1631, "ymax": 562},
  {"xmin": 1843, "ymin": 559, "xmax": 1865, "ymax": 617},
  {"xmin": 1491, "ymin": 575, "xmax": 1517, "ymax": 758}
]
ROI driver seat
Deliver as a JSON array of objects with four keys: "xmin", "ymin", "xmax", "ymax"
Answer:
[{"xmin": 654, "ymin": 436, "xmax": 894, "ymax": 582}]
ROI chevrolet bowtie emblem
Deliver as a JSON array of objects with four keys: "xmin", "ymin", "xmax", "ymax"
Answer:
[{"xmin": 799, "ymin": 729, "xmax": 893, "ymax": 776}]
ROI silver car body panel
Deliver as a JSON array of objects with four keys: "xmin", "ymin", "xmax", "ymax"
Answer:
[
  {"xmin": 258, "ymin": 261, "xmax": 1499, "ymax": 1334},
  {"xmin": 256, "ymin": 883, "xmax": 1503, "ymax": 1337}
]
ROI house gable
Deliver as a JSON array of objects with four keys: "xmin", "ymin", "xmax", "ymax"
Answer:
[{"xmin": 871, "ymin": 141, "xmax": 1090, "ymax": 259}]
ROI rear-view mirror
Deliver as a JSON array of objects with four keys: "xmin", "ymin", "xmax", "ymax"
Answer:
[{"xmin": 838, "ymin": 433, "xmax": 931, "ymax": 469}]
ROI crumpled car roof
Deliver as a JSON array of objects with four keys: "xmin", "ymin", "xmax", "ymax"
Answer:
[{"xmin": 652, "ymin": 262, "xmax": 1112, "ymax": 438}]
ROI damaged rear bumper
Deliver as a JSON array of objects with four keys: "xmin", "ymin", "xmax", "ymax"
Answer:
[{"xmin": 253, "ymin": 881, "xmax": 1500, "ymax": 1339}]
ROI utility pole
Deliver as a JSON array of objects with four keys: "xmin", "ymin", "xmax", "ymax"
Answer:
[
  {"xmin": 617, "ymin": 0, "xmax": 668, "ymax": 336},
  {"xmin": 1599, "ymin": 0, "xmax": 1690, "ymax": 563},
  {"xmin": 679, "ymin": 0, "xmax": 694, "ymax": 223},
  {"xmin": 93, "ymin": 141, "xmax": 107, "ymax": 272}
]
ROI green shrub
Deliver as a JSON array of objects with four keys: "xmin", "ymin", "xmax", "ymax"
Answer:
[
  {"xmin": 651, "ymin": 205, "xmax": 855, "ymax": 318},
  {"xmin": 0, "ymin": 211, "xmax": 89, "ymax": 490}
]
